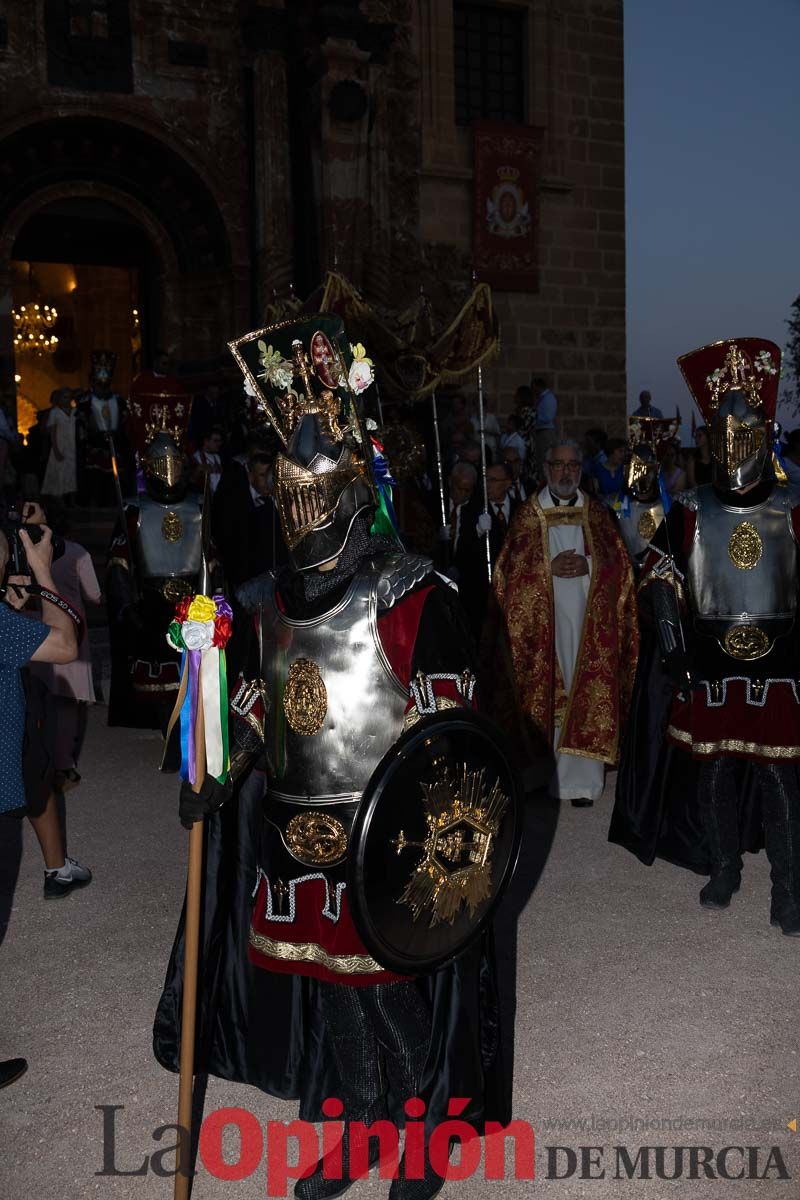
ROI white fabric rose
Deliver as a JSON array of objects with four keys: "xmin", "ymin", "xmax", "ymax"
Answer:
[
  {"xmin": 182, "ymin": 619, "xmax": 215, "ymax": 652},
  {"xmin": 348, "ymin": 359, "xmax": 374, "ymax": 395}
]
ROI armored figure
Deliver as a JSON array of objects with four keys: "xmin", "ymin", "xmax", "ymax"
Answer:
[
  {"xmin": 154, "ymin": 316, "xmax": 517, "ymax": 1199},
  {"xmin": 75, "ymin": 349, "xmax": 128, "ymax": 504},
  {"xmin": 612, "ymin": 338, "xmax": 800, "ymax": 936},
  {"xmin": 107, "ymin": 409, "xmax": 203, "ymax": 729},
  {"xmin": 613, "ymin": 437, "xmax": 664, "ymax": 567}
]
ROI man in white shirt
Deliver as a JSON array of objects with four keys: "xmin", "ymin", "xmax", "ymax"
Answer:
[
  {"xmin": 502, "ymin": 445, "xmax": 528, "ymax": 503},
  {"xmin": 447, "ymin": 461, "xmax": 477, "ymax": 553},
  {"xmin": 192, "ymin": 428, "xmax": 224, "ymax": 495}
]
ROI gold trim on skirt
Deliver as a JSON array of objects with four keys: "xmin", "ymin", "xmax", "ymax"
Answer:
[{"xmin": 249, "ymin": 927, "xmax": 387, "ymax": 975}]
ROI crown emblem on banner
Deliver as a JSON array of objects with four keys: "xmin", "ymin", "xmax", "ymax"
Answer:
[{"xmin": 497, "ymin": 165, "xmax": 520, "ymax": 182}]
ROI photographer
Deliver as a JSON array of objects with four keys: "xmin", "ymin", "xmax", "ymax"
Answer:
[{"xmin": 0, "ymin": 522, "xmax": 80, "ymax": 1086}]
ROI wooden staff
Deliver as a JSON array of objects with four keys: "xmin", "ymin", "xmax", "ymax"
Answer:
[{"xmin": 174, "ymin": 694, "xmax": 206, "ymax": 1199}]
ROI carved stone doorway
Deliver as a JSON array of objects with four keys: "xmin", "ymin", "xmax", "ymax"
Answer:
[{"xmin": 0, "ymin": 115, "xmax": 241, "ymax": 429}]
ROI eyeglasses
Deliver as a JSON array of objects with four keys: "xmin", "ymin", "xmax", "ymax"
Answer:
[{"xmin": 547, "ymin": 460, "xmax": 581, "ymax": 472}]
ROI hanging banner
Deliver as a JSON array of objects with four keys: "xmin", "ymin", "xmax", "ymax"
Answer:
[{"xmin": 473, "ymin": 121, "xmax": 543, "ymax": 292}]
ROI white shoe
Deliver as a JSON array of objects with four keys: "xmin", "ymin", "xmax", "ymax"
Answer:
[{"xmin": 43, "ymin": 856, "xmax": 93, "ymax": 899}]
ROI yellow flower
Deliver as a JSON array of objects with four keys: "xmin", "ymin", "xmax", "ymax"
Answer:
[
  {"xmin": 187, "ymin": 594, "xmax": 217, "ymax": 623},
  {"xmin": 350, "ymin": 342, "xmax": 373, "ymax": 366}
]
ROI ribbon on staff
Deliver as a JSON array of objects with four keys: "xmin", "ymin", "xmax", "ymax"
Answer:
[
  {"xmin": 166, "ymin": 593, "xmax": 233, "ymax": 785},
  {"xmin": 369, "ymin": 433, "xmax": 399, "ymax": 538}
]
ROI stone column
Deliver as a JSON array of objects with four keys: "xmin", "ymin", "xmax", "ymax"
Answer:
[
  {"xmin": 248, "ymin": 1, "xmax": 294, "ymax": 317},
  {"xmin": 316, "ymin": 36, "xmax": 373, "ymax": 289}
]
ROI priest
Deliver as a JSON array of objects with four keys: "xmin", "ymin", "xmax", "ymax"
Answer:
[{"xmin": 482, "ymin": 439, "xmax": 638, "ymax": 805}]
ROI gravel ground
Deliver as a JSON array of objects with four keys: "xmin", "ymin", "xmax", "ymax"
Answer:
[{"xmin": 1, "ymin": 705, "xmax": 798, "ymax": 1200}]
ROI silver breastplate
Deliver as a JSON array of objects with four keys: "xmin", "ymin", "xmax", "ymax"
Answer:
[
  {"xmin": 88, "ymin": 393, "xmax": 120, "ymax": 433},
  {"xmin": 261, "ymin": 565, "xmax": 409, "ymax": 799},
  {"xmin": 134, "ymin": 496, "xmax": 203, "ymax": 580},
  {"xmin": 687, "ymin": 485, "xmax": 798, "ymax": 621},
  {"xmin": 617, "ymin": 500, "xmax": 663, "ymax": 559}
]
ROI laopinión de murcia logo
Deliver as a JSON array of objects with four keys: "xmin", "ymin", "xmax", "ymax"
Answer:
[{"xmin": 96, "ymin": 1101, "xmax": 793, "ymax": 1193}]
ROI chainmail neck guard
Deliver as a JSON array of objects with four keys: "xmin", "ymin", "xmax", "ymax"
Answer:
[{"xmin": 277, "ymin": 515, "xmax": 400, "ymax": 618}]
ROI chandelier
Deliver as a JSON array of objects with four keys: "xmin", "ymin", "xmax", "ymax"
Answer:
[{"xmin": 13, "ymin": 301, "xmax": 59, "ymax": 357}]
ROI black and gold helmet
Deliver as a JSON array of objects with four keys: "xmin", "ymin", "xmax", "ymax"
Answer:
[{"xmin": 229, "ymin": 314, "xmax": 378, "ymax": 571}]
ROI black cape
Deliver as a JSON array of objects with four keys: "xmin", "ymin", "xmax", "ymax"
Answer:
[
  {"xmin": 153, "ymin": 567, "xmax": 511, "ymax": 1131},
  {"xmin": 608, "ymin": 626, "xmax": 763, "ymax": 873},
  {"xmin": 153, "ymin": 771, "xmax": 509, "ymax": 1131}
]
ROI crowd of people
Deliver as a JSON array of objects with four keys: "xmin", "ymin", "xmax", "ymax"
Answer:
[{"xmin": 1, "ymin": 326, "xmax": 798, "ymax": 1200}]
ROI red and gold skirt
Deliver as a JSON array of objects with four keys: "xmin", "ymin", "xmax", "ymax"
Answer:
[
  {"xmin": 248, "ymin": 873, "xmax": 407, "ymax": 987},
  {"xmin": 667, "ymin": 678, "xmax": 800, "ymax": 763}
]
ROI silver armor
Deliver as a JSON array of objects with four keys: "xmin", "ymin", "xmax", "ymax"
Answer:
[
  {"xmin": 686, "ymin": 484, "xmax": 798, "ymax": 659},
  {"xmin": 134, "ymin": 495, "xmax": 203, "ymax": 586},
  {"xmin": 255, "ymin": 553, "xmax": 432, "ymax": 875},
  {"xmin": 616, "ymin": 500, "xmax": 664, "ymax": 561}
]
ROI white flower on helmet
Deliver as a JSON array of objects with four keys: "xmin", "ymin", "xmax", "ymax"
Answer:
[
  {"xmin": 257, "ymin": 341, "xmax": 294, "ymax": 391},
  {"xmin": 348, "ymin": 342, "xmax": 375, "ymax": 395}
]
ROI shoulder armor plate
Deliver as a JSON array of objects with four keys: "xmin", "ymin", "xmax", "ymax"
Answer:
[
  {"xmin": 673, "ymin": 488, "xmax": 700, "ymax": 511},
  {"xmin": 375, "ymin": 553, "xmax": 434, "ymax": 611}
]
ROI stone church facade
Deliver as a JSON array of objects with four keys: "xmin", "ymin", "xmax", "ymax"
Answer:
[{"xmin": 0, "ymin": 0, "xmax": 625, "ymax": 435}]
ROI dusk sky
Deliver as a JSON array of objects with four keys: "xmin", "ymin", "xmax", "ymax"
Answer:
[{"xmin": 625, "ymin": 0, "xmax": 800, "ymax": 431}]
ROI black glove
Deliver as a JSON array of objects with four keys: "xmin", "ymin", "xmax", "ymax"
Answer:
[
  {"xmin": 178, "ymin": 774, "xmax": 232, "ymax": 829},
  {"xmin": 664, "ymin": 650, "xmax": 693, "ymax": 692}
]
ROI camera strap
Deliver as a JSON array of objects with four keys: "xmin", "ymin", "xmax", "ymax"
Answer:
[{"xmin": 30, "ymin": 585, "xmax": 85, "ymax": 637}]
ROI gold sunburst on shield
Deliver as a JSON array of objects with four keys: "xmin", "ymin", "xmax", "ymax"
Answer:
[{"xmin": 392, "ymin": 765, "xmax": 508, "ymax": 928}]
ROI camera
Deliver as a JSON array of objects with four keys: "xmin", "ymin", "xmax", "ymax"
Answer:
[{"xmin": 0, "ymin": 509, "xmax": 65, "ymax": 583}]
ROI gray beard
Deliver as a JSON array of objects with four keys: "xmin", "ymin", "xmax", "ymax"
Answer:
[{"xmin": 548, "ymin": 481, "xmax": 579, "ymax": 500}]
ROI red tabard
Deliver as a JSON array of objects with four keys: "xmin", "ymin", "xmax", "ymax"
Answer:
[{"xmin": 247, "ymin": 584, "xmax": 473, "ymax": 986}]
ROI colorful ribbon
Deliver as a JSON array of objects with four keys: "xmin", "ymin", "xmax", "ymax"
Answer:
[
  {"xmin": 369, "ymin": 436, "xmax": 400, "ymax": 538},
  {"xmin": 166, "ymin": 592, "xmax": 233, "ymax": 785}
]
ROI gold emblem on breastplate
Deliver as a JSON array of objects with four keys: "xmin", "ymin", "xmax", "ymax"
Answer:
[
  {"xmin": 723, "ymin": 624, "xmax": 770, "ymax": 660},
  {"xmin": 161, "ymin": 511, "xmax": 183, "ymax": 543},
  {"xmin": 283, "ymin": 657, "xmax": 327, "ymax": 735},
  {"xmin": 727, "ymin": 521, "xmax": 762, "ymax": 570},
  {"xmin": 637, "ymin": 510, "xmax": 657, "ymax": 541},
  {"xmin": 285, "ymin": 811, "xmax": 347, "ymax": 866}
]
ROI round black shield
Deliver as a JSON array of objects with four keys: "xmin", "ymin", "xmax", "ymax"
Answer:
[{"xmin": 348, "ymin": 710, "xmax": 521, "ymax": 974}]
